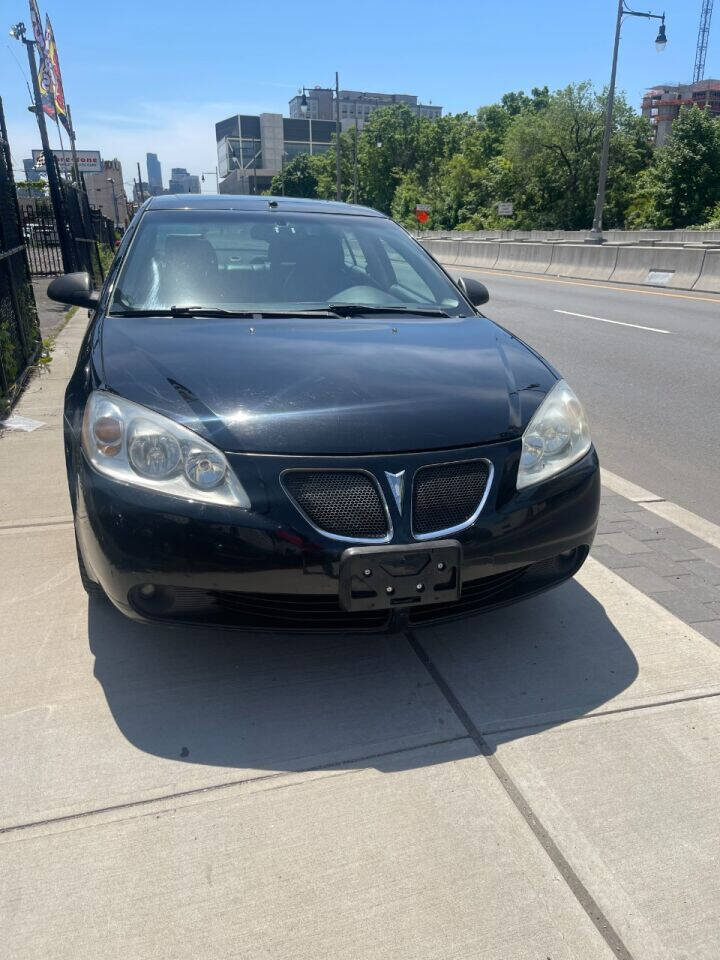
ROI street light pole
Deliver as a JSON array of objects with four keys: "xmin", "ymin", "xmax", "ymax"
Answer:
[{"xmin": 591, "ymin": 1, "xmax": 667, "ymax": 240}]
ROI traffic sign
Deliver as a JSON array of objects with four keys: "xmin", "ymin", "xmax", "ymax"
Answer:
[{"xmin": 497, "ymin": 202, "xmax": 514, "ymax": 216}]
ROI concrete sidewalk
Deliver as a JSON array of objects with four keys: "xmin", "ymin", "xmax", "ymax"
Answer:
[{"xmin": 2, "ymin": 309, "xmax": 720, "ymax": 959}]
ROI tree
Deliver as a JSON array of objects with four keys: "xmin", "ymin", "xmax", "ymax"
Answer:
[
  {"xmin": 268, "ymin": 154, "xmax": 323, "ymax": 198},
  {"xmin": 627, "ymin": 106, "xmax": 720, "ymax": 228}
]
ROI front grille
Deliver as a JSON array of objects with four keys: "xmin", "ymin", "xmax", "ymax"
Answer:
[
  {"xmin": 412, "ymin": 459, "xmax": 491, "ymax": 536},
  {"xmin": 282, "ymin": 470, "xmax": 389, "ymax": 540}
]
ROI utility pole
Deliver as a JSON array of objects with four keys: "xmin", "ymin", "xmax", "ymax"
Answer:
[
  {"xmin": 13, "ymin": 23, "xmax": 74, "ymax": 272},
  {"xmin": 136, "ymin": 162, "xmax": 145, "ymax": 201},
  {"xmin": 335, "ymin": 71, "xmax": 341, "ymax": 201}
]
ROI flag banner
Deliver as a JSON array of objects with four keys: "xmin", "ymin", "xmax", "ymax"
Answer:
[
  {"xmin": 45, "ymin": 15, "xmax": 70, "ymax": 133},
  {"xmin": 28, "ymin": 0, "xmax": 55, "ymax": 119}
]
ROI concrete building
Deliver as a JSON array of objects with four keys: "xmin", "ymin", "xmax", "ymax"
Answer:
[
  {"xmin": 642, "ymin": 79, "xmax": 720, "ymax": 145},
  {"xmin": 167, "ymin": 167, "xmax": 200, "ymax": 194},
  {"xmin": 288, "ymin": 87, "xmax": 442, "ymax": 127},
  {"xmin": 84, "ymin": 159, "xmax": 128, "ymax": 227},
  {"xmin": 146, "ymin": 152, "xmax": 163, "ymax": 193},
  {"xmin": 215, "ymin": 113, "xmax": 336, "ymax": 194}
]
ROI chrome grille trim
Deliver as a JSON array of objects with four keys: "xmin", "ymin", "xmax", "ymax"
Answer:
[
  {"xmin": 411, "ymin": 458, "xmax": 494, "ymax": 541},
  {"xmin": 280, "ymin": 467, "xmax": 393, "ymax": 544}
]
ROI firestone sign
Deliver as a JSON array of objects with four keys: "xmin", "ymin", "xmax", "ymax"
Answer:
[{"xmin": 31, "ymin": 149, "xmax": 102, "ymax": 173}]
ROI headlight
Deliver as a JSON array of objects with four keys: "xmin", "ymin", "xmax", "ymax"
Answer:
[
  {"xmin": 81, "ymin": 391, "xmax": 250, "ymax": 507},
  {"xmin": 516, "ymin": 380, "xmax": 591, "ymax": 490}
]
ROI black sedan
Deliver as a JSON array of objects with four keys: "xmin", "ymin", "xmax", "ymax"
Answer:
[{"xmin": 51, "ymin": 194, "xmax": 599, "ymax": 632}]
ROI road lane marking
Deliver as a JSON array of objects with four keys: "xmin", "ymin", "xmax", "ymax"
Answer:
[
  {"xmin": 602, "ymin": 468, "xmax": 720, "ymax": 549},
  {"xmin": 451, "ymin": 264, "xmax": 720, "ymax": 304},
  {"xmin": 554, "ymin": 308, "xmax": 671, "ymax": 335}
]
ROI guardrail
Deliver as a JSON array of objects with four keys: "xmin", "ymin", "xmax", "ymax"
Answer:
[{"xmin": 420, "ymin": 237, "xmax": 720, "ymax": 294}]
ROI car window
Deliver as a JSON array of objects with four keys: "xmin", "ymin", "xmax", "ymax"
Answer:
[{"xmin": 109, "ymin": 209, "xmax": 466, "ymax": 316}]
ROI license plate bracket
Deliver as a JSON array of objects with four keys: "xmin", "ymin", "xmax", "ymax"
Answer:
[{"xmin": 339, "ymin": 540, "xmax": 462, "ymax": 613}]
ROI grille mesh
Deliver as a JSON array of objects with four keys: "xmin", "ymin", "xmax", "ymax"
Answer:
[
  {"xmin": 413, "ymin": 460, "xmax": 490, "ymax": 535},
  {"xmin": 283, "ymin": 470, "xmax": 388, "ymax": 539}
]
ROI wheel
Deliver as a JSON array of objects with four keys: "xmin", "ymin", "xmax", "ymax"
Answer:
[{"xmin": 75, "ymin": 535, "xmax": 106, "ymax": 599}]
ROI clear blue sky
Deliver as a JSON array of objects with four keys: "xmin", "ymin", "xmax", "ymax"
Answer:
[{"xmin": 2, "ymin": 0, "xmax": 715, "ymax": 192}]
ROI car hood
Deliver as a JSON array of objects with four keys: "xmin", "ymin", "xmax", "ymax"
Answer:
[{"xmin": 98, "ymin": 314, "xmax": 556, "ymax": 455}]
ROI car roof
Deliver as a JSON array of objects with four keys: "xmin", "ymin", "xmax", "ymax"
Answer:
[{"xmin": 145, "ymin": 194, "xmax": 386, "ymax": 218}]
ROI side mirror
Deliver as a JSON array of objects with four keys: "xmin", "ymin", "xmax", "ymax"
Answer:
[
  {"xmin": 457, "ymin": 276, "xmax": 489, "ymax": 308},
  {"xmin": 47, "ymin": 272, "xmax": 100, "ymax": 310}
]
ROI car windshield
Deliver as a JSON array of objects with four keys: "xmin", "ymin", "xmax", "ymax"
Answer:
[{"xmin": 108, "ymin": 208, "xmax": 468, "ymax": 317}]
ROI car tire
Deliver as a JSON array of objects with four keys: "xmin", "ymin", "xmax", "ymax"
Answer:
[{"xmin": 75, "ymin": 535, "xmax": 106, "ymax": 600}]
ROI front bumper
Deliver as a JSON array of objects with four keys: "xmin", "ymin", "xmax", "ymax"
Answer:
[{"xmin": 74, "ymin": 442, "xmax": 600, "ymax": 632}]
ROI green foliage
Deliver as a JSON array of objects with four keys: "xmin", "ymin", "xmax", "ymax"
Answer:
[
  {"xmin": 627, "ymin": 106, "xmax": 720, "ymax": 228},
  {"xmin": 269, "ymin": 154, "xmax": 326, "ymax": 198},
  {"xmin": 261, "ymin": 84, "xmax": 720, "ymax": 233}
]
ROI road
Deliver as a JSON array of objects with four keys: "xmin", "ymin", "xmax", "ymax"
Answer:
[{"xmin": 450, "ymin": 265, "xmax": 720, "ymax": 525}]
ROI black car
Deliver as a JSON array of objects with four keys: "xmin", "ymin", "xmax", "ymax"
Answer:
[{"xmin": 51, "ymin": 195, "xmax": 599, "ymax": 632}]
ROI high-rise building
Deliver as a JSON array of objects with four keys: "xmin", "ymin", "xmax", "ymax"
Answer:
[
  {"xmin": 167, "ymin": 167, "xmax": 201, "ymax": 194},
  {"xmin": 84, "ymin": 159, "xmax": 128, "ymax": 226},
  {"xmin": 642, "ymin": 79, "xmax": 720, "ymax": 145},
  {"xmin": 146, "ymin": 152, "xmax": 163, "ymax": 193}
]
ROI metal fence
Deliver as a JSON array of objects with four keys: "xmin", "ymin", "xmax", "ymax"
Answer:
[
  {"xmin": 20, "ymin": 185, "xmax": 117, "ymax": 286},
  {"xmin": 0, "ymin": 96, "xmax": 41, "ymax": 411}
]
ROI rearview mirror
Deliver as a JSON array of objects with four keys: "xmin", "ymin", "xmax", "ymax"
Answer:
[
  {"xmin": 47, "ymin": 272, "xmax": 100, "ymax": 310},
  {"xmin": 457, "ymin": 276, "xmax": 489, "ymax": 308}
]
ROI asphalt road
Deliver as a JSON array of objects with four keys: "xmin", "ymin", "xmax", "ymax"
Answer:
[{"xmin": 450, "ymin": 265, "xmax": 720, "ymax": 525}]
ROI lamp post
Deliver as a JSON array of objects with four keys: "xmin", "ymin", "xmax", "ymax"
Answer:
[
  {"xmin": 299, "ymin": 76, "xmax": 341, "ymax": 200},
  {"xmin": 591, "ymin": 1, "xmax": 667, "ymax": 240}
]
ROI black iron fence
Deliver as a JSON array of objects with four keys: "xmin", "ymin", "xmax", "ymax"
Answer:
[
  {"xmin": 0, "ymin": 96, "xmax": 41, "ymax": 412},
  {"xmin": 20, "ymin": 185, "xmax": 117, "ymax": 286}
]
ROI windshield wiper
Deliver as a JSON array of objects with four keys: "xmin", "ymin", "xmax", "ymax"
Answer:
[{"xmin": 325, "ymin": 303, "xmax": 451, "ymax": 318}]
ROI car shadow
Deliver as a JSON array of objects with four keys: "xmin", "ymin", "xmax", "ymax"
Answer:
[{"xmin": 89, "ymin": 577, "xmax": 638, "ymax": 771}]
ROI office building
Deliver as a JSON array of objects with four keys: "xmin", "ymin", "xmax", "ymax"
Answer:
[
  {"xmin": 288, "ymin": 87, "xmax": 442, "ymax": 127},
  {"xmin": 146, "ymin": 152, "xmax": 163, "ymax": 193},
  {"xmin": 642, "ymin": 79, "xmax": 720, "ymax": 145},
  {"xmin": 215, "ymin": 113, "xmax": 336, "ymax": 194},
  {"xmin": 167, "ymin": 167, "xmax": 201, "ymax": 194},
  {"xmin": 84, "ymin": 159, "xmax": 128, "ymax": 226}
]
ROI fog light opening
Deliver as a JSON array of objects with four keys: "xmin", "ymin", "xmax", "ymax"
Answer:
[{"xmin": 130, "ymin": 584, "xmax": 176, "ymax": 615}]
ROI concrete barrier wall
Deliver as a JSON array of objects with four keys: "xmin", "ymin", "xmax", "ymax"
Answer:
[
  {"xmin": 419, "ymin": 237, "xmax": 720, "ymax": 294},
  {"xmin": 455, "ymin": 241, "xmax": 500, "ymax": 269},
  {"xmin": 494, "ymin": 242, "xmax": 553, "ymax": 274},
  {"xmin": 415, "ymin": 228, "xmax": 720, "ymax": 245},
  {"xmin": 547, "ymin": 244, "xmax": 619, "ymax": 281},
  {"xmin": 693, "ymin": 249, "xmax": 720, "ymax": 293},
  {"xmin": 610, "ymin": 246, "xmax": 707, "ymax": 289}
]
